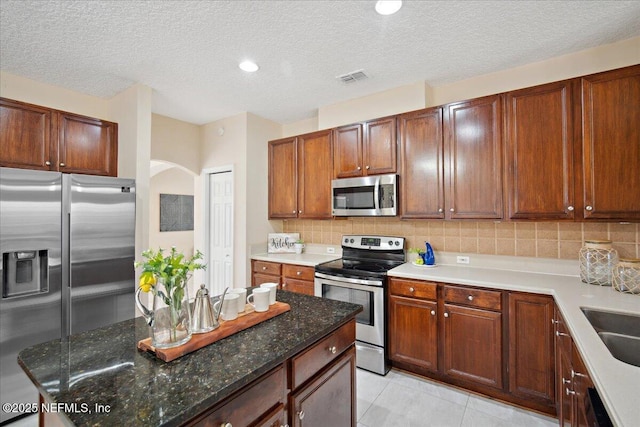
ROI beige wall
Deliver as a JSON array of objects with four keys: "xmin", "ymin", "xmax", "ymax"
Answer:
[
  {"xmin": 0, "ymin": 71, "xmax": 110, "ymax": 120},
  {"xmin": 151, "ymin": 114, "xmax": 201, "ymax": 174},
  {"xmin": 318, "ymin": 81, "xmax": 428, "ymax": 129},
  {"xmin": 282, "ymin": 116, "xmax": 317, "ymax": 138},
  {"xmin": 148, "ymin": 167, "xmax": 198, "ymax": 297},
  {"xmin": 430, "ymin": 36, "xmax": 640, "ymax": 106},
  {"xmin": 284, "ymin": 219, "xmax": 640, "ymax": 261}
]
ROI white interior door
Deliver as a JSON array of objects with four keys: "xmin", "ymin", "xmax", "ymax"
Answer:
[{"xmin": 208, "ymin": 171, "xmax": 233, "ymax": 295}]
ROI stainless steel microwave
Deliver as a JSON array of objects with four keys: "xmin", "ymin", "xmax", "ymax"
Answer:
[{"xmin": 331, "ymin": 174, "xmax": 397, "ymax": 216}]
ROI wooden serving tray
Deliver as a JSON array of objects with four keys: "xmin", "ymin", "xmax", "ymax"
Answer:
[{"xmin": 137, "ymin": 301, "xmax": 291, "ymax": 362}]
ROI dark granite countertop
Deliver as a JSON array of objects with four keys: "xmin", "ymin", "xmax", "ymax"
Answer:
[{"xmin": 18, "ymin": 290, "xmax": 362, "ymax": 426}]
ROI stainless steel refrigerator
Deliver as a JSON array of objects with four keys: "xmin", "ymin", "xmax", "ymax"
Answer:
[{"xmin": 0, "ymin": 167, "xmax": 135, "ymax": 424}]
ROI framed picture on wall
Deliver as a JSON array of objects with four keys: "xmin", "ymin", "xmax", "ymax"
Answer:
[{"xmin": 160, "ymin": 194, "xmax": 194, "ymax": 231}]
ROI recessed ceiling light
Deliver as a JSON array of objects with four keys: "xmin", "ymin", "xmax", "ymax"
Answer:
[
  {"xmin": 239, "ymin": 60, "xmax": 259, "ymax": 72},
  {"xmin": 375, "ymin": 0, "xmax": 402, "ymax": 15}
]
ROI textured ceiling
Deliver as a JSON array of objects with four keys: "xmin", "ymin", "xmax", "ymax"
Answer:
[{"xmin": 1, "ymin": 1, "xmax": 639, "ymax": 125}]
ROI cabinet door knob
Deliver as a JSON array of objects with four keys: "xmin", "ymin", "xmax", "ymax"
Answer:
[
  {"xmin": 282, "ymin": 283, "xmax": 287, "ymax": 288},
  {"xmin": 409, "ymin": 287, "xmax": 415, "ymax": 292},
  {"xmin": 328, "ymin": 345, "xmax": 337, "ymax": 354},
  {"xmin": 571, "ymin": 369, "xmax": 587, "ymax": 379},
  {"xmin": 292, "ymin": 210, "xmax": 296, "ymax": 214},
  {"xmin": 567, "ymin": 205, "xmax": 574, "ymax": 211},
  {"xmin": 59, "ymin": 162, "xmax": 66, "ymax": 167},
  {"xmin": 438, "ymin": 208, "xmax": 443, "ymax": 213},
  {"xmin": 449, "ymin": 208, "xmax": 455, "ymax": 212},
  {"xmin": 430, "ymin": 310, "xmax": 436, "ymax": 316},
  {"xmin": 444, "ymin": 312, "xmax": 449, "ymax": 318},
  {"xmin": 366, "ymin": 165, "xmax": 370, "ymax": 170},
  {"xmin": 220, "ymin": 423, "xmax": 232, "ymax": 427},
  {"xmin": 298, "ymin": 210, "xmax": 302, "ymax": 214},
  {"xmin": 297, "ymin": 271, "xmax": 301, "ymax": 275},
  {"xmin": 357, "ymin": 166, "xmax": 361, "ymax": 170},
  {"xmin": 467, "ymin": 295, "xmax": 473, "ymax": 301},
  {"xmin": 585, "ymin": 205, "xmax": 593, "ymax": 211},
  {"xmin": 556, "ymin": 331, "xmax": 569, "ymax": 337},
  {"xmin": 566, "ymin": 388, "xmax": 576, "ymax": 396},
  {"xmin": 45, "ymin": 161, "xmax": 51, "ymax": 166},
  {"xmin": 551, "ymin": 319, "xmax": 559, "ymax": 325},
  {"xmin": 298, "ymin": 411, "xmax": 305, "ymax": 420},
  {"xmin": 262, "ymin": 266, "xmax": 267, "ymax": 270},
  {"xmin": 562, "ymin": 378, "xmax": 571, "ymax": 385}
]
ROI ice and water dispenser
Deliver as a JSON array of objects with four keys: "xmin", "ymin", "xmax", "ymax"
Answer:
[{"xmin": 2, "ymin": 250, "xmax": 49, "ymax": 298}]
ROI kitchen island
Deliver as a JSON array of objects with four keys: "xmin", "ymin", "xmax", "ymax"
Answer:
[{"xmin": 18, "ymin": 290, "xmax": 362, "ymax": 426}]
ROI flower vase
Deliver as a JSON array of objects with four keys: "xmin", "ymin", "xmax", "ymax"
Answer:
[{"xmin": 136, "ymin": 276, "xmax": 192, "ymax": 349}]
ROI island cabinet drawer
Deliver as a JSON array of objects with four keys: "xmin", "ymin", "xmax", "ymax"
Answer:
[
  {"xmin": 290, "ymin": 319, "xmax": 356, "ymax": 389},
  {"xmin": 389, "ymin": 278, "xmax": 437, "ymax": 300},
  {"xmin": 283, "ymin": 264, "xmax": 315, "ymax": 281},
  {"xmin": 253, "ymin": 260, "xmax": 282, "ymax": 276},
  {"xmin": 188, "ymin": 364, "xmax": 285, "ymax": 427},
  {"xmin": 444, "ymin": 285, "xmax": 502, "ymax": 311}
]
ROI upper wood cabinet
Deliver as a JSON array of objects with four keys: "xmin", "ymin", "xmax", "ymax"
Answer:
[
  {"xmin": 268, "ymin": 136, "xmax": 297, "ymax": 218},
  {"xmin": 504, "ymin": 80, "xmax": 576, "ymax": 220},
  {"xmin": 268, "ymin": 130, "xmax": 333, "ymax": 219},
  {"xmin": 333, "ymin": 117, "xmax": 396, "ymax": 178},
  {"xmin": 579, "ymin": 65, "xmax": 640, "ymax": 220},
  {"xmin": 0, "ymin": 98, "xmax": 118, "ymax": 176},
  {"xmin": 0, "ymin": 98, "xmax": 53, "ymax": 171},
  {"xmin": 444, "ymin": 95, "xmax": 504, "ymax": 219},
  {"xmin": 398, "ymin": 107, "xmax": 445, "ymax": 218}
]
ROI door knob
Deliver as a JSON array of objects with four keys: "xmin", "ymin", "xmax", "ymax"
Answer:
[
  {"xmin": 585, "ymin": 205, "xmax": 593, "ymax": 211},
  {"xmin": 59, "ymin": 162, "xmax": 66, "ymax": 167},
  {"xmin": 45, "ymin": 161, "xmax": 51, "ymax": 166},
  {"xmin": 449, "ymin": 208, "xmax": 455, "ymax": 212},
  {"xmin": 430, "ymin": 310, "xmax": 436, "ymax": 316},
  {"xmin": 567, "ymin": 206, "xmax": 574, "ymax": 211}
]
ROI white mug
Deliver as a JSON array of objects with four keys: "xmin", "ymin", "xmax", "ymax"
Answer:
[
  {"xmin": 214, "ymin": 293, "xmax": 239, "ymax": 321},
  {"xmin": 247, "ymin": 288, "xmax": 270, "ymax": 312},
  {"xmin": 228, "ymin": 287, "xmax": 247, "ymax": 313},
  {"xmin": 260, "ymin": 282, "xmax": 278, "ymax": 305}
]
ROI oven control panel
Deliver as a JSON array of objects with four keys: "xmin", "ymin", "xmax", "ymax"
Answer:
[{"xmin": 342, "ymin": 235, "xmax": 405, "ymax": 250}]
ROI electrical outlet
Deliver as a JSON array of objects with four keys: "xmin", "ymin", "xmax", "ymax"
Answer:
[
  {"xmin": 327, "ymin": 247, "xmax": 335, "ymax": 254},
  {"xmin": 457, "ymin": 256, "xmax": 470, "ymax": 264}
]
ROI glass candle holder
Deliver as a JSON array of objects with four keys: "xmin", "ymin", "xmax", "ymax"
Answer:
[
  {"xmin": 612, "ymin": 259, "xmax": 640, "ymax": 295},
  {"xmin": 579, "ymin": 240, "xmax": 618, "ymax": 286}
]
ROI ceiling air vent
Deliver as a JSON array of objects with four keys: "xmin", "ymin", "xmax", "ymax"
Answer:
[{"xmin": 336, "ymin": 69, "xmax": 369, "ymax": 84}]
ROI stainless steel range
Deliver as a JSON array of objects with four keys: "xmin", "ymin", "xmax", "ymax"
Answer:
[{"xmin": 314, "ymin": 235, "xmax": 405, "ymax": 375}]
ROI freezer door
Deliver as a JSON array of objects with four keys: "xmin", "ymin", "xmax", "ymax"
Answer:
[
  {"xmin": 67, "ymin": 174, "xmax": 135, "ymax": 335},
  {"xmin": 0, "ymin": 167, "xmax": 62, "ymax": 424}
]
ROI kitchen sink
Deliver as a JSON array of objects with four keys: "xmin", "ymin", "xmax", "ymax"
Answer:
[{"xmin": 581, "ymin": 307, "xmax": 640, "ymax": 367}]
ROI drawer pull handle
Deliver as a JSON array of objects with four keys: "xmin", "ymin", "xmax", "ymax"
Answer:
[
  {"xmin": 444, "ymin": 312, "xmax": 449, "ymax": 318},
  {"xmin": 430, "ymin": 310, "xmax": 436, "ymax": 316},
  {"xmin": 298, "ymin": 411, "xmax": 305, "ymax": 420},
  {"xmin": 409, "ymin": 287, "xmax": 415, "ymax": 292},
  {"xmin": 262, "ymin": 266, "xmax": 267, "ymax": 270},
  {"xmin": 328, "ymin": 346, "xmax": 337, "ymax": 354},
  {"xmin": 467, "ymin": 295, "xmax": 473, "ymax": 301},
  {"xmin": 297, "ymin": 271, "xmax": 301, "ymax": 275},
  {"xmin": 556, "ymin": 331, "xmax": 570, "ymax": 337},
  {"xmin": 566, "ymin": 388, "xmax": 576, "ymax": 396}
]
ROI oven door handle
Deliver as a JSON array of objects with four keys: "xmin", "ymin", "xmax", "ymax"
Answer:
[{"xmin": 315, "ymin": 272, "xmax": 384, "ymax": 288}]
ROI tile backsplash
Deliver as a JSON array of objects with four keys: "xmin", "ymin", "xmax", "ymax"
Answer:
[{"xmin": 283, "ymin": 219, "xmax": 639, "ymax": 260}]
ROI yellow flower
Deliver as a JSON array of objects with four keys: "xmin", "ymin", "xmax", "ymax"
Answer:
[{"xmin": 139, "ymin": 272, "xmax": 156, "ymax": 293}]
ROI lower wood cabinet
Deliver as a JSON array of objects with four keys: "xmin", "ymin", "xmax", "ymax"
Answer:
[
  {"xmin": 186, "ymin": 319, "xmax": 356, "ymax": 427},
  {"xmin": 290, "ymin": 346, "xmax": 356, "ymax": 427},
  {"xmin": 443, "ymin": 303, "xmax": 503, "ymax": 389},
  {"xmin": 388, "ymin": 278, "xmax": 557, "ymax": 416},
  {"xmin": 251, "ymin": 260, "xmax": 315, "ymax": 296},
  {"xmin": 388, "ymin": 279, "xmax": 438, "ymax": 370},
  {"xmin": 554, "ymin": 306, "xmax": 594, "ymax": 427},
  {"xmin": 509, "ymin": 293, "xmax": 555, "ymax": 407}
]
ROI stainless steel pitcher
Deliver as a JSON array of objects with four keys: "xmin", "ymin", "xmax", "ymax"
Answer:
[{"xmin": 192, "ymin": 284, "xmax": 226, "ymax": 333}]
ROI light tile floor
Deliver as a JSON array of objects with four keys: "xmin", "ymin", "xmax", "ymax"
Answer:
[{"xmin": 357, "ymin": 368, "xmax": 558, "ymax": 427}]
